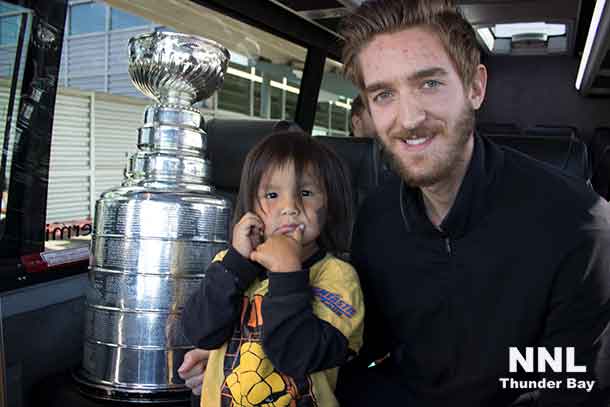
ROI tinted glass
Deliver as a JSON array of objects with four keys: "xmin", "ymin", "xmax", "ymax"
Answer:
[
  {"xmin": 0, "ymin": 1, "xmax": 30, "ymax": 238},
  {"xmin": 110, "ymin": 7, "xmax": 148, "ymax": 30},
  {"xmin": 70, "ymin": 2, "xmax": 106, "ymax": 35},
  {"xmin": 46, "ymin": 0, "xmax": 306, "ymax": 251},
  {"xmin": 313, "ymin": 58, "xmax": 357, "ymax": 137},
  {"xmin": 0, "ymin": 15, "xmax": 18, "ymax": 45}
]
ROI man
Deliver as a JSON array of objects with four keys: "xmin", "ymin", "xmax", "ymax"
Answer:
[
  {"xmin": 336, "ymin": 0, "xmax": 610, "ymax": 406},
  {"xmin": 350, "ymin": 94, "xmax": 376, "ymax": 138}
]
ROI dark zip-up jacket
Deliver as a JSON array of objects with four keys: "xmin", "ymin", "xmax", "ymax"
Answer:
[{"xmin": 341, "ymin": 135, "xmax": 610, "ymax": 407}]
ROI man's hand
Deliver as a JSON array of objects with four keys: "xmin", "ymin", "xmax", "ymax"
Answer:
[
  {"xmin": 250, "ymin": 224, "xmax": 303, "ymax": 272},
  {"xmin": 178, "ymin": 348, "xmax": 209, "ymax": 395}
]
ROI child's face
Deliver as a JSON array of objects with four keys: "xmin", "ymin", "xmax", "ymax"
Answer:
[{"xmin": 255, "ymin": 162, "xmax": 327, "ymax": 259}]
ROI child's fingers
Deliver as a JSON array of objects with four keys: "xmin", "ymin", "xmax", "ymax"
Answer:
[
  {"xmin": 243, "ymin": 212, "xmax": 264, "ymax": 224},
  {"xmin": 240, "ymin": 213, "xmax": 264, "ymax": 232},
  {"xmin": 289, "ymin": 223, "xmax": 304, "ymax": 243},
  {"xmin": 249, "ymin": 249, "xmax": 265, "ymax": 266},
  {"xmin": 251, "ymin": 241, "xmax": 275, "ymax": 265},
  {"xmin": 249, "ymin": 231, "xmax": 263, "ymax": 248},
  {"xmin": 178, "ymin": 349, "xmax": 209, "ymax": 377}
]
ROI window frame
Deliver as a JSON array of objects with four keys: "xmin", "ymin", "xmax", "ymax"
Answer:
[{"xmin": 0, "ymin": 0, "xmax": 334, "ymax": 291}]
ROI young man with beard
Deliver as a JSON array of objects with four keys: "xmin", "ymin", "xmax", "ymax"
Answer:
[{"xmin": 336, "ymin": 1, "xmax": 610, "ymax": 406}]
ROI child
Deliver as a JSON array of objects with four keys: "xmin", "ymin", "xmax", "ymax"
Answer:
[{"xmin": 181, "ymin": 130, "xmax": 364, "ymax": 407}]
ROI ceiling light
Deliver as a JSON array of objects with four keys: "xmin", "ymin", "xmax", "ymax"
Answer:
[
  {"xmin": 477, "ymin": 27, "xmax": 495, "ymax": 51},
  {"xmin": 576, "ymin": 0, "xmax": 607, "ymax": 90},
  {"xmin": 493, "ymin": 22, "xmax": 566, "ymax": 38}
]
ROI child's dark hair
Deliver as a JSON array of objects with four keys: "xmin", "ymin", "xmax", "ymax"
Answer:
[{"xmin": 233, "ymin": 130, "xmax": 354, "ymax": 254}]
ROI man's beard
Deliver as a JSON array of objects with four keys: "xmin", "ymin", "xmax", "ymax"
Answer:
[{"xmin": 381, "ymin": 104, "xmax": 475, "ymax": 188}]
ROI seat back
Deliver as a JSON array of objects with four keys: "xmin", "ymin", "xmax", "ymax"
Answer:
[
  {"xmin": 523, "ymin": 125, "xmax": 578, "ymax": 139},
  {"xmin": 485, "ymin": 132, "xmax": 590, "ymax": 180},
  {"xmin": 204, "ymin": 119, "xmax": 381, "ymax": 210},
  {"xmin": 477, "ymin": 122, "xmax": 520, "ymax": 136},
  {"xmin": 590, "ymin": 127, "xmax": 610, "ymax": 199}
]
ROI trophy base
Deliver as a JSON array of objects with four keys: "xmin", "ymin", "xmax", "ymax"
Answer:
[{"xmin": 72, "ymin": 369, "xmax": 191, "ymax": 404}]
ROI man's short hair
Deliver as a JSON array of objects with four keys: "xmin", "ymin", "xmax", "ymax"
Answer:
[
  {"xmin": 340, "ymin": 0, "xmax": 481, "ymax": 90},
  {"xmin": 350, "ymin": 94, "xmax": 366, "ymax": 120}
]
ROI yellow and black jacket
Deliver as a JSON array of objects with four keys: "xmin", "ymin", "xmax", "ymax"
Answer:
[{"xmin": 182, "ymin": 247, "xmax": 364, "ymax": 407}]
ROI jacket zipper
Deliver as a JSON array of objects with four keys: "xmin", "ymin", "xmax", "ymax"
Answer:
[{"xmin": 445, "ymin": 237, "xmax": 452, "ymax": 255}]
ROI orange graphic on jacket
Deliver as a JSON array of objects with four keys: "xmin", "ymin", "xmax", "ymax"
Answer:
[{"xmin": 220, "ymin": 295, "xmax": 317, "ymax": 407}]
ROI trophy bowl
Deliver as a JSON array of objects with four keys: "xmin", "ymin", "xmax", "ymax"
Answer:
[{"xmin": 128, "ymin": 31, "xmax": 230, "ymax": 105}]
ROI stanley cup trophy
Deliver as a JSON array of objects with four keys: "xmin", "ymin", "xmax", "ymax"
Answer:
[{"xmin": 74, "ymin": 32, "xmax": 232, "ymax": 402}]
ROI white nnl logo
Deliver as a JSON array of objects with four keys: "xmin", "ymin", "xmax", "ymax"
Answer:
[{"xmin": 509, "ymin": 347, "xmax": 587, "ymax": 373}]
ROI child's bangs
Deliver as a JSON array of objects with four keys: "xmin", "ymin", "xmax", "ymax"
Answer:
[{"xmin": 257, "ymin": 137, "xmax": 324, "ymax": 191}]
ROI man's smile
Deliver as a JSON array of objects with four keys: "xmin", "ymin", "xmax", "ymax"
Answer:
[{"xmin": 393, "ymin": 133, "xmax": 436, "ymax": 151}]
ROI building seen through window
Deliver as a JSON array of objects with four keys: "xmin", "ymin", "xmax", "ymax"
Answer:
[
  {"xmin": 25, "ymin": 0, "xmax": 357, "ymax": 251},
  {"xmin": 69, "ymin": 1, "xmax": 105, "ymax": 35}
]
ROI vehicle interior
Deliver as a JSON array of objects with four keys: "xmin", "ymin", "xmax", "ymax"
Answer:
[{"xmin": 1, "ymin": 0, "xmax": 610, "ymax": 406}]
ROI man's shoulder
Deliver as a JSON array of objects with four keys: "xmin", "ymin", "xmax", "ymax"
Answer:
[
  {"xmin": 358, "ymin": 172, "xmax": 402, "ymax": 215},
  {"xmin": 495, "ymin": 142, "xmax": 610, "ymax": 229}
]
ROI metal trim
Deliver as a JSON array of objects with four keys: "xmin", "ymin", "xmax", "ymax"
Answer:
[
  {"xmin": 295, "ymin": 46, "xmax": 326, "ymax": 132},
  {"xmin": 0, "ymin": 301, "xmax": 6, "ymax": 407},
  {"xmin": 298, "ymin": 8, "xmax": 350, "ymax": 20},
  {"xmin": 194, "ymin": 0, "xmax": 342, "ymax": 60},
  {"xmin": 0, "ymin": 273, "xmax": 87, "ymax": 318}
]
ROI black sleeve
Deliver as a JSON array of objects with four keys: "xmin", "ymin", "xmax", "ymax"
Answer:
[
  {"xmin": 261, "ymin": 270, "xmax": 350, "ymax": 377},
  {"xmin": 181, "ymin": 247, "xmax": 263, "ymax": 350},
  {"xmin": 344, "ymin": 207, "xmax": 393, "ymax": 371},
  {"xmin": 535, "ymin": 228, "xmax": 610, "ymax": 406}
]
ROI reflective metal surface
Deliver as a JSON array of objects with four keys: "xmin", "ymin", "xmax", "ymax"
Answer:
[
  {"xmin": 128, "ymin": 31, "xmax": 230, "ymax": 105},
  {"xmin": 76, "ymin": 31, "xmax": 231, "ymax": 402}
]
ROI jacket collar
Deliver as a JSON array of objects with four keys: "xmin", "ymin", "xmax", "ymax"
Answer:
[
  {"xmin": 303, "ymin": 248, "xmax": 327, "ymax": 269},
  {"xmin": 401, "ymin": 134, "xmax": 503, "ymax": 238}
]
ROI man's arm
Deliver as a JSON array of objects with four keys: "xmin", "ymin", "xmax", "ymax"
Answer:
[
  {"xmin": 181, "ymin": 247, "xmax": 261, "ymax": 349},
  {"xmin": 536, "ymin": 226, "xmax": 610, "ymax": 406}
]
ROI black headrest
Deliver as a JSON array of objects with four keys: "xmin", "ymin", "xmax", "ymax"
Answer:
[
  {"xmin": 523, "ymin": 126, "xmax": 578, "ymax": 139},
  {"xmin": 205, "ymin": 119, "xmax": 295, "ymax": 192},
  {"xmin": 205, "ymin": 119, "xmax": 380, "ymax": 208},
  {"xmin": 477, "ymin": 122, "xmax": 520, "ymax": 135},
  {"xmin": 485, "ymin": 133, "xmax": 590, "ymax": 180}
]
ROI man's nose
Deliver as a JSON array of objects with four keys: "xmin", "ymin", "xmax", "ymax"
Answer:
[{"xmin": 398, "ymin": 93, "xmax": 426, "ymax": 130}]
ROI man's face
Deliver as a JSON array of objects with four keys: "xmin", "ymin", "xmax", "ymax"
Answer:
[{"xmin": 358, "ymin": 27, "xmax": 486, "ymax": 187}]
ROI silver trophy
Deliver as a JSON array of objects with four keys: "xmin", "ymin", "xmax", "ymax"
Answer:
[{"xmin": 74, "ymin": 32, "xmax": 232, "ymax": 402}]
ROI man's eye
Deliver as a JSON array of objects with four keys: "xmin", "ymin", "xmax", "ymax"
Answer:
[
  {"xmin": 264, "ymin": 192, "xmax": 277, "ymax": 199},
  {"xmin": 301, "ymin": 190, "xmax": 313, "ymax": 197},
  {"xmin": 372, "ymin": 90, "xmax": 393, "ymax": 103},
  {"xmin": 422, "ymin": 80, "xmax": 441, "ymax": 89}
]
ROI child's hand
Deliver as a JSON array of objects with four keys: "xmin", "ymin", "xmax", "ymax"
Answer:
[
  {"xmin": 233, "ymin": 212, "xmax": 264, "ymax": 258},
  {"xmin": 250, "ymin": 224, "xmax": 303, "ymax": 272}
]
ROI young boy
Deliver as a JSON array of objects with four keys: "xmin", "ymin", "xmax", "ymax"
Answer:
[{"xmin": 181, "ymin": 131, "xmax": 364, "ymax": 407}]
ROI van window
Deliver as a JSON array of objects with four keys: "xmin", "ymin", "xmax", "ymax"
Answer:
[
  {"xmin": 313, "ymin": 58, "xmax": 358, "ymax": 137},
  {"xmin": 44, "ymin": 0, "xmax": 307, "ymax": 251},
  {"xmin": 69, "ymin": 1, "xmax": 106, "ymax": 35},
  {"xmin": 0, "ymin": 1, "xmax": 30, "ymax": 245}
]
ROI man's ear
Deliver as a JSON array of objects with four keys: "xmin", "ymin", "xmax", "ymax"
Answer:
[
  {"xmin": 351, "ymin": 115, "xmax": 361, "ymax": 131},
  {"xmin": 468, "ymin": 64, "xmax": 487, "ymax": 110}
]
